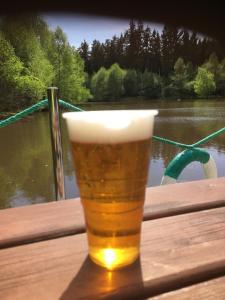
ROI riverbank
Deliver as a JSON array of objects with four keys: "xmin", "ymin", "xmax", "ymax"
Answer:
[{"xmin": 1, "ymin": 97, "xmax": 225, "ymax": 120}]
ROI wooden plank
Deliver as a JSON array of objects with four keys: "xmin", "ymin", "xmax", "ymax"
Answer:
[
  {"xmin": 144, "ymin": 177, "xmax": 225, "ymax": 219},
  {"xmin": 1, "ymin": 207, "xmax": 225, "ymax": 299},
  {"xmin": 0, "ymin": 200, "xmax": 84, "ymax": 249},
  {"xmin": 151, "ymin": 276, "xmax": 225, "ymax": 299},
  {"xmin": 1, "ymin": 177, "xmax": 225, "ymax": 248}
]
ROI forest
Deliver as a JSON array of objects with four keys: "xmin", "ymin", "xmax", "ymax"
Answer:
[{"xmin": 0, "ymin": 15, "xmax": 225, "ymax": 111}]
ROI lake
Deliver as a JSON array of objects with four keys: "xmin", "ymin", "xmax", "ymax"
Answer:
[{"xmin": 1, "ymin": 99, "xmax": 225, "ymax": 209}]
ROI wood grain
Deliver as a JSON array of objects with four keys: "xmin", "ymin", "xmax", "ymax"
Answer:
[
  {"xmin": 151, "ymin": 276, "xmax": 225, "ymax": 299},
  {"xmin": 1, "ymin": 207, "xmax": 225, "ymax": 299},
  {"xmin": 1, "ymin": 177, "xmax": 225, "ymax": 248}
]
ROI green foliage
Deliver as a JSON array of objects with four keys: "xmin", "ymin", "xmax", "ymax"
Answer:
[
  {"xmin": 0, "ymin": 32, "xmax": 24, "ymax": 81},
  {"xmin": 84, "ymin": 21, "xmax": 223, "ymax": 76},
  {"xmin": 89, "ymin": 40, "xmax": 105, "ymax": 73},
  {"xmin": 78, "ymin": 40, "xmax": 90, "ymax": 73},
  {"xmin": 0, "ymin": 15, "xmax": 91, "ymax": 111},
  {"xmin": 124, "ymin": 69, "xmax": 138, "ymax": 96},
  {"xmin": 0, "ymin": 15, "xmax": 224, "ymax": 110},
  {"xmin": 0, "ymin": 31, "xmax": 45, "ymax": 110},
  {"xmin": 91, "ymin": 63, "xmax": 125, "ymax": 101},
  {"xmin": 166, "ymin": 57, "xmax": 195, "ymax": 98},
  {"xmin": 86, "ymin": 20, "xmax": 224, "ymax": 101},
  {"xmin": 17, "ymin": 76, "xmax": 45, "ymax": 102},
  {"xmin": 91, "ymin": 67, "xmax": 109, "ymax": 101},
  {"xmin": 174, "ymin": 57, "xmax": 186, "ymax": 75},
  {"xmin": 46, "ymin": 26, "xmax": 91, "ymax": 102},
  {"xmin": 194, "ymin": 67, "xmax": 216, "ymax": 98},
  {"xmin": 218, "ymin": 59, "xmax": 225, "ymax": 96},
  {"xmin": 107, "ymin": 63, "xmax": 125, "ymax": 100},
  {"xmin": 141, "ymin": 70, "xmax": 161, "ymax": 99},
  {"xmin": 203, "ymin": 53, "xmax": 225, "ymax": 96},
  {"xmin": 203, "ymin": 53, "xmax": 220, "ymax": 80},
  {"xmin": 0, "ymin": 31, "xmax": 23, "ymax": 110},
  {"xmin": 1, "ymin": 15, "xmax": 54, "ymax": 88}
]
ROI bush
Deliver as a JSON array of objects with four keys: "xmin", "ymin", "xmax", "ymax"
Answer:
[
  {"xmin": 107, "ymin": 63, "xmax": 125, "ymax": 100},
  {"xmin": 91, "ymin": 67, "xmax": 108, "ymax": 101},
  {"xmin": 194, "ymin": 67, "xmax": 216, "ymax": 98},
  {"xmin": 124, "ymin": 69, "xmax": 138, "ymax": 96}
]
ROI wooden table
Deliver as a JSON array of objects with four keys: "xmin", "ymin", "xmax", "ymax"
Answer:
[{"xmin": 1, "ymin": 177, "xmax": 225, "ymax": 299}]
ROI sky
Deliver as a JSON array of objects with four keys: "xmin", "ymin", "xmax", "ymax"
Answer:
[{"xmin": 43, "ymin": 13, "xmax": 163, "ymax": 48}]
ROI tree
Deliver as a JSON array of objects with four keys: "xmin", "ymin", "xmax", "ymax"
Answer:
[
  {"xmin": 163, "ymin": 58, "xmax": 195, "ymax": 99},
  {"xmin": 107, "ymin": 63, "xmax": 125, "ymax": 100},
  {"xmin": 202, "ymin": 53, "xmax": 225, "ymax": 95},
  {"xmin": 141, "ymin": 70, "xmax": 161, "ymax": 99},
  {"xmin": 58, "ymin": 47, "xmax": 91, "ymax": 101},
  {"xmin": 52, "ymin": 27, "xmax": 91, "ymax": 101},
  {"xmin": 1, "ymin": 15, "xmax": 54, "ymax": 89},
  {"xmin": 124, "ymin": 20, "xmax": 144, "ymax": 70},
  {"xmin": 0, "ymin": 31, "xmax": 24, "ymax": 110},
  {"xmin": 104, "ymin": 36, "xmax": 117, "ymax": 68},
  {"xmin": 218, "ymin": 58, "xmax": 225, "ymax": 96},
  {"xmin": 142, "ymin": 26, "xmax": 152, "ymax": 71},
  {"xmin": 123, "ymin": 69, "xmax": 138, "ymax": 96},
  {"xmin": 161, "ymin": 26, "xmax": 181, "ymax": 76},
  {"xmin": 78, "ymin": 40, "xmax": 90, "ymax": 73},
  {"xmin": 91, "ymin": 67, "xmax": 108, "ymax": 100},
  {"xmin": 89, "ymin": 40, "xmax": 105, "ymax": 73},
  {"xmin": 169, "ymin": 58, "xmax": 186, "ymax": 98},
  {"xmin": 194, "ymin": 67, "xmax": 216, "ymax": 98},
  {"xmin": 171, "ymin": 58, "xmax": 189, "ymax": 98},
  {"xmin": 52, "ymin": 26, "xmax": 67, "ymax": 85},
  {"xmin": 0, "ymin": 14, "xmax": 102, "ymax": 111},
  {"xmin": 0, "ymin": 31, "xmax": 45, "ymax": 110},
  {"xmin": 203, "ymin": 53, "xmax": 220, "ymax": 81},
  {"xmin": 151, "ymin": 30, "xmax": 161, "ymax": 74}
]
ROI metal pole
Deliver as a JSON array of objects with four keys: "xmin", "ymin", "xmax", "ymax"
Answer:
[{"xmin": 47, "ymin": 87, "xmax": 65, "ymax": 200}]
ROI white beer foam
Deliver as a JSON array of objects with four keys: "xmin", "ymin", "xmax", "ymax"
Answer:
[{"xmin": 63, "ymin": 110, "xmax": 158, "ymax": 144}]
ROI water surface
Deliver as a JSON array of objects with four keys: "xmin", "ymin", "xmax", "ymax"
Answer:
[{"xmin": 1, "ymin": 99, "xmax": 225, "ymax": 209}]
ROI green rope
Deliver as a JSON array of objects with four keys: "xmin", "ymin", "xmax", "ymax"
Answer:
[
  {"xmin": 0, "ymin": 99, "xmax": 48, "ymax": 128},
  {"xmin": 59, "ymin": 99, "xmax": 84, "ymax": 112},
  {"xmin": 152, "ymin": 136, "xmax": 193, "ymax": 149},
  {"xmin": 1, "ymin": 99, "xmax": 225, "ymax": 151},
  {"xmin": 192, "ymin": 126, "xmax": 225, "ymax": 147},
  {"xmin": 58, "ymin": 101, "xmax": 194, "ymax": 149},
  {"xmin": 152, "ymin": 126, "xmax": 225, "ymax": 149},
  {"xmin": 58, "ymin": 101, "xmax": 194, "ymax": 148},
  {"xmin": 0, "ymin": 99, "xmax": 83, "ymax": 128}
]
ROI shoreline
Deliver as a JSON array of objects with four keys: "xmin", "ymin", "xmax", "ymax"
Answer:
[{"xmin": 1, "ymin": 97, "xmax": 225, "ymax": 118}]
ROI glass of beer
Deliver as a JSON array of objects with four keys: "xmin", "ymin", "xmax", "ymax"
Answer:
[{"xmin": 63, "ymin": 110, "xmax": 158, "ymax": 270}]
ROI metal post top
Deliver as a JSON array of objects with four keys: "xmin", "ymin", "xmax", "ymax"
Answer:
[
  {"xmin": 47, "ymin": 87, "xmax": 59, "ymax": 90},
  {"xmin": 47, "ymin": 87, "xmax": 65, "ymax": 201}
]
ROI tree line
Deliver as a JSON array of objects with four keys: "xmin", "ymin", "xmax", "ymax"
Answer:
[
  {"xmin": 0, "ymin": 16, "xmax": 225, "ymax": 112},
  {"xmin": 88, "ymin": 54, "xmax": 225, "ymax": 101},
  {"xmin": 79, "ymin": 20, "xmax": 224, "ymax": 76},
  {"xmin": 79, "ymin": 20, "xmax": 225, "ymax": 100}
]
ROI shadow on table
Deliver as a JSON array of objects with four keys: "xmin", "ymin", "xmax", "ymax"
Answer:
[{"xmin": 60, "ymin": 256, "xmax": 144, "ymax": 299}]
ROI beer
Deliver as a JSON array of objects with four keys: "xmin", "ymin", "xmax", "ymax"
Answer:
[{"xmin": 63, "ymin": 110, "xmax": 157, "ymax": 270}]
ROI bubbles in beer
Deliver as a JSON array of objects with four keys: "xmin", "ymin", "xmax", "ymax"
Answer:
[{"xmin": 63, "ymin": 110, "xmax": 158, "ymax": 269}]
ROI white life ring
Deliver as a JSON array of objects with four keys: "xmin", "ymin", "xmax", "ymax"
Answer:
[{"xmin": 161, "ymin": 149, "xmax": 217, "ymax": 185}]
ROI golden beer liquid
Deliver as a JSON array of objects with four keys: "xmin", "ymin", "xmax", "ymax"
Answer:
[{"xmin": 71, "ymin": 138, "xmax": 151, "ymax": 270}]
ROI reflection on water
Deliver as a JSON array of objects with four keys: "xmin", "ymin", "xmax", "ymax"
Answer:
[{"xmin": 1, "ymin": 99, "xmax": 225, "ymax": 209}]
